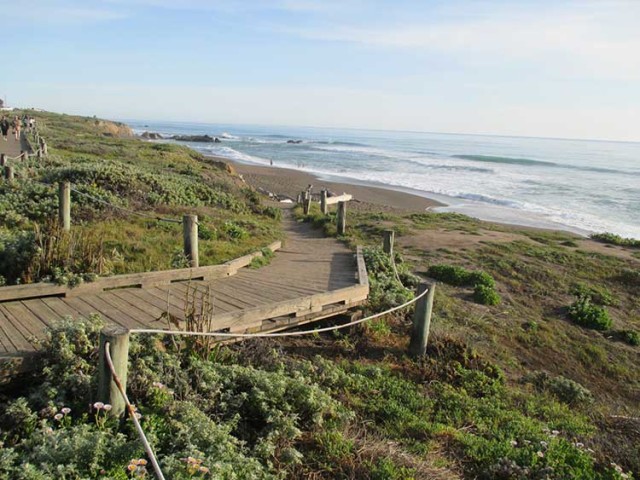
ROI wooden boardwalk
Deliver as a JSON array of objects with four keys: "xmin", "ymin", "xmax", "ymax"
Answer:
[
  {"xmin": 0, "ymin": 213, "xmax": 368, "ymax": 377},
  {"xmin": 0, "ymin": 128, "xmax": 29, "ymax": 157}
]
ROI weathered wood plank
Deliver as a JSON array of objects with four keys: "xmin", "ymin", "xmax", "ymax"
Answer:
[
  {"xmin": 324, "ymin": 194, "xmax": 352, "ymax": 205},
  {"xmin": 0, "ymin": 283, "xmax": 66, "ymax": 302},
  {"xmin": 222, "ymin": 277, "xmax": 300, "ymax": 303},
  {"xmin": 2, "ymin": 302, "xmax": 47, "ymax": 338},
  {"xmin": 0, "ymin": 309, "xmax": 34, "ymax": 352},
  {"xmin": 74, "ymin": 296, "xmax": 144, "ymax": 329},
  {"xmin": 209, "ymin": 284, "xmax": 369, "ymax": 332},
  {"xmin": 98, "ymin": 293, "xmax": 159, "ymax": 325},
  {"xmin": 167, "ymin": 283, "xmax": 245, "ymax": 313},
  {"xmin": 41, "ymin": 297, "xmax": 85, "ymax": 320},
  {"xmin": 111, "ymin": 290, "xmax": 170, "ymax": 319},
  {"xmin": 356, "ymin": 246, "xmax": 369, "ymax": 286},
  {"xmin": 116, "ymin": 289, "xmax": 186, "ymax": 321},
  {"xmin": 231, "ymin": 275, "xmax": 323, "ymax": 296},
  {"xmin": 0, "ymin": 241, "xmax": 282, "ymax": 303}
]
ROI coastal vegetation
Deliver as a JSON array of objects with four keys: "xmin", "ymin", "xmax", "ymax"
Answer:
[
  {"xmin": 0, "ymin": 111, "xmax": 638, "ymax": 479},
  {"xmin": 0, "ymin": 111, "xmax": 282, "ymax": 286},
  {"xmin": 295, "ymin": 201, "xmax": 639, "ymax": 477}
]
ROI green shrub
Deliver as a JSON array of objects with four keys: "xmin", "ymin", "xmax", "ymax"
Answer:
[
  {"xmin": 427, "ymin": 264, "xmax": 471, "ymax": 286},
  {"xmin": 619, "ymin": 329, "xmax": 640, "ymax": 346},
  {"xmin": 618, "ymin": 268, "xmax": 640, "ymax": 287},
  {"xmin": 221, "ymin": 221, "xmax": 249, "ymax": 241},
  {"xmin": 591, "ymin": 232, "xmax": 640, "ymax": 248},
  {"xmin": 473, "ymin": 284, "xmax": 501, "ymax": 306},
  {"xmin": 547, "ymin": 376, "xmax": 594, "ymax": 405},
  {"xmin": 570, "ymin": 283, "xmax": 615, "ymax": 306},
  {"xmin": 522, "ymin": 371, "xmax": 593, "ymax": 406},
  {"xmin": 366, "ymin": 458, "xmax": 416, "ymax": 480},
  {"xmin": 249, "ymin": 248, "xmax": 275, "ymax": 269},
  {"xmin": 363, "ymin": 247, "xmax": 418, "ymax": 312},
  {"xmin": 428, "ymin": 264, "xmax": 501, "ymax": 306},
  {"xmin": 568, "ymin": 295, "xmax": 612, "ymax": 330},
  {"xmin": 198, "ymin": 223, "xmax": 216, "ymax": 240},
  {"xmin": 0, "ymin": 229, "xmax": 36, "ymax": 284}
]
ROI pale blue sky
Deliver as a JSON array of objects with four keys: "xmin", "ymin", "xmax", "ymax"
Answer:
[{"xmin": 1, "ymin": 0, "xmax": 638, "ymax": 141}]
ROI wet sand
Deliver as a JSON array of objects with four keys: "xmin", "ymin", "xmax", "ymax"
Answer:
[{"xmin": 220, "ymin": 159, "xmax": 442, "ymax": 213}]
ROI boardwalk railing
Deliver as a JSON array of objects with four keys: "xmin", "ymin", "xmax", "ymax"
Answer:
[
  {"xmin": 0, "ymin": 241, "xmax": 282, "ymax": 303},
  {"xmin": 298, "ymin": 188, "xmax": 352, "ymax": 234}
]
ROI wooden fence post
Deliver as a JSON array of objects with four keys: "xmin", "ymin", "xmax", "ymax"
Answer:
[
  {"xmin": 183, "ymin": 214, "xmax": 199, "ymax": 268},
  {"xmin": 337, "ymin": 201, "xmax": 347, "ymax": 235},
  {"xmin": 0, "ymin": 154, "xmax": 5, "ymax": 166},
  {"xmin": 42, "ymin": 141, "xmax": 47, "ymax": 156},
  {"xmin": 4, "ymin": 166, "xmax": 14, "ymax": 182},
  {"xmin": 59, "ymin": 182, "xmax": 71, "ymax": 231},
  {"xmin": 383, "ymin": 230, "xmax": 395, "ymax": 255},
  {"xmin": 409, "ymin": 282, "xmax": 436, "ymax": 358},
  {"xmin": 22, "ymin": 151, "xmax": 28, "ymax": 161},
  {"xmin": 98, "ymin": 326, "xmax": 130, "ymax": 417},
  {"xmin": 320, "ymin": 190, "xmax": 328, "ymax": 215},
  {"xmin": 304, "ymin": 195, "xmax": 312, "ymax": 215},
  {"xmin": 296, "ymin": 193, "xmax": 302, "ymax": 204},
  {"xmin": 37, "ymin": 149, "xmax": 42, "ymax": 160}
]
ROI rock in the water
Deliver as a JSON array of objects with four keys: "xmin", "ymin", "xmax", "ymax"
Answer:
[
  {"xmin": 286, "ymin": 139, "xmax": 303, "ymax": 144},
  {"xmin": 141, "ymin": 131, "xmax": 163, "ymax": 140},
  {"xmin": 172, "ymin": 134, "xmax": 216, "ymax": 143},
  {"xmin": 214, "ymin": 137, "xmax": 222, "ymax": 143}
]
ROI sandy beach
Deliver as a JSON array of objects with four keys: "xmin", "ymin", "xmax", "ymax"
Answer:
[{"xmin": 216, "ymin": 158, "xmax": 442, "ymax": 213}]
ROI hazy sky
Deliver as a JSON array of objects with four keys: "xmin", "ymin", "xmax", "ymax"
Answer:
[{"xmin": 2, "ymin": 0, "xmax": 639, "ymax": 141}]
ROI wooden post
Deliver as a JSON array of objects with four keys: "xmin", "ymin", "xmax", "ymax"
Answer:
[
  {"xmin": 183, "ymin": 214, "xmax": 199, "ymax": 268},
  {"xmin": 22, "ymin": 151, "xmax": 28, "ymax": 161},
  {"xmin": 409, "ymin": 282, "xmax": 436, "ymax": 358},
  {"xmin": 337, "ymin": 201, "xmax": 347, "ymax": 235},
  {"xmin": 296, "ymin": 193, "xmax": 302, "ymax": 204},
  {"xmin": 304, "ymin": 195, "xmax": 312, "ymax": 215},
  {"xmin": 383, "ymin": 230, "xmax": 395, "ymax": 256},
  {"xmin": 0, "ymin": 154, "xmax": 6, "ymax": 166},
  {"xmin": 4, "ymin": 166, "xmax": 14, "ymax": 182},
  {"xmin": 37, "ymin": 149, "xmax": 42, "ymax": 160},
  {"xmin": 98, "ymin": 326, "xmax": 130, "ymax": 417},
  {"xmin": 42, "ymin": 141, "xmax": 47, "ymax": 156},
  {"xmin": 320, "ymin": 190, "xmax": 328, "ymax": 215},
  {"xmin": 58, "ymin": 182, "xmax": 71, "ymax": 231}
]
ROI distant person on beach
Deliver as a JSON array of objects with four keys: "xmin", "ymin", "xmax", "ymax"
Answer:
[
  {"xmin": 12, "ymin": 116, "xmax": 20, "ymax": 140},
  {"xmin": 0, "ymin": 116, "xmax": 10, "ymax": 141}
]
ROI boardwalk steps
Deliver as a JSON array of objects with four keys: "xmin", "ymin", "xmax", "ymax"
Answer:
[{"xmin": 0, "ymin": 217, "xmax": 368, "ymax": 379}]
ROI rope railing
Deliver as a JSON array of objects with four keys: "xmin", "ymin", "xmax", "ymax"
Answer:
[
  {"xmin": 104, "ymin": 341, "xmax": 166, "ymax": 480},
  {"xmin": 129, "ymin": 284, "xmax": 428, "ymax": 338}
]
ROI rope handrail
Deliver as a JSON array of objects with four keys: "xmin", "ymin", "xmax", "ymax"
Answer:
[
  {"xmin": 104, "ymin": 341, "xmax": 166, "ymax": 480},
  {"xmin": 129, "ymin": 283, "xmax": 428, "ymax": 338}
]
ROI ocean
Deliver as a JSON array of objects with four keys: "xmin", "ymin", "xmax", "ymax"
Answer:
[{"xmin": 125, "ymin": 120, "xmax": 640, "ymax": 239}]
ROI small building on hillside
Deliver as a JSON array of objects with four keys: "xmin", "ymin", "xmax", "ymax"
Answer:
[{"xmin": 0, "ymin": 99, "xmax": 14, "ymax": 112}]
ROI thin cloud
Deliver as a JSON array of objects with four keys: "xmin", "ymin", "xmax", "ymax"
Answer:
[{"xmin": 285, "ymin": 3, "xmax": 640, "ymax": 79}]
